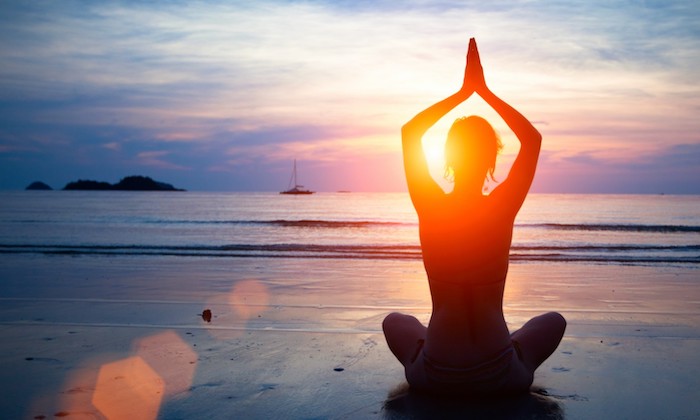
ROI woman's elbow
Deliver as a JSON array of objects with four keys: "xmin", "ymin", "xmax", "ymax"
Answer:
[
  {"xmin": 526, "ymin": 131, "xmax": 542, "ymax": 152},
  {"xmin": 401, "ymin": 125, "xmax": 421, "ymax": 145},
  {"xmin": 531, "ymin": 129, "xmax": 542, "ymax": 145},
  {"xmin": 401, "ymin": 123, "xmax": 414, "ymax": 139}
]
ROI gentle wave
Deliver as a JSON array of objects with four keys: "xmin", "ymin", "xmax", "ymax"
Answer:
[
  {"xmin": 1, "ymin": 243, "xmax": 698, "ymax": 264},
  {"xmin": 0, "ymin": 244, "xmax": 421, "ymax": 260},
  {"xmin": 524, "ymin": 223, "xmax": 700, "ymax": 233},
  {"xmin": 9, "ymin": 218, "xmax": 700, "ymax": 233},
  {"xmin": 144, "ymin": 219, "xmax": 406, "ymax": 228},
  {"xmin": 204, "ymin": 219, "xmax": 405, "ymax": 228},
  {"xmin": 8, "ymin": 218, "xmax": 406, "ymax": 228},
  {"xmin": 515, "ymin": 244, "xmax": 700, "ymax": 251}
]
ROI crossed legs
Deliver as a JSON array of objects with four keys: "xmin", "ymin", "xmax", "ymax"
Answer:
[
  {"xmin": 382, "ymin": 312, "xmax": 427, "ymax": 367},
  {"xmin": 510, "ymin": 312, "xmax": 567, "ymax": 373},
  {"xmin": 382, "ymin": 311, "xmax": 566, "ymax": 389}
]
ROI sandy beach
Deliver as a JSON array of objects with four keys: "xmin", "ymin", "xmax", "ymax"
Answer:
[{"xmin": 1, "ymin": 254, "xmax": 699, "ymax": 419}]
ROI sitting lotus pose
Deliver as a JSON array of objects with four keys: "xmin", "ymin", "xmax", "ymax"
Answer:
[{"xmin": 383, "ymin": 38, "xmax": 566, "ymax": 396}]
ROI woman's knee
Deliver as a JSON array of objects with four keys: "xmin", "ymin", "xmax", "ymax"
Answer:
[
  {"xmin": 382, "ymin": 312, "xmax": 410, "ymax": 335},
  {"xmin": 545, "ymin": 311, "xmax": 567, "ymax": 336},
  {"xmin": 382, "ymin": 312, "xmax": 425, "ymax": 342},
  {"xmin": 382, "ymin": 312, "xmax": 400, "ymax": 331},
  {"xmin": 528, "ymin": 311, "xmax": 566, "ymax": 332}
]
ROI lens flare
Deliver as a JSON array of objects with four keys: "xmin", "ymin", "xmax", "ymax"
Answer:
[
  {"xmin": 92, "ymin": 356, "xmax": 164, "ymax": 420},
  {"xmin": 204, "ymin": 279, "xmax": 270, "ymax": 340},
  {"xmin": 133, "ymin": 331, "xmax": 197, "ymax": 398},
  {"xmin": 228, "ymin": 279, "xmax": 270, "ymax": 320}
]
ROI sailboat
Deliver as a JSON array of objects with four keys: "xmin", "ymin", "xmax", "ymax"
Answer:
[{"xmin": 280, "ymin": 160, "xmax": 314, "ymax": 195}]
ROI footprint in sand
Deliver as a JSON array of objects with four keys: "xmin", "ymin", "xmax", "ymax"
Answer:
[
  {"xmin": 25, "ymin": 357, "xmax": 62, "ymax": 364},
  {"xmin": 189, "ymin": 380, "xmax": 225, "ymax": 391},
  {"xmin": 62, "ymin": 387, "xmax": 92, "ymax": 395},
  {"xmin": 550, "ymin": 393, "xmax": 589, "ymax": 402},
  {"xmin": 535, "ymin": 388, "xmax": 589, "ymax": 402},
  {"xmin": 334, "ymin": 337, "xmax": 377, "ymax": 371}
]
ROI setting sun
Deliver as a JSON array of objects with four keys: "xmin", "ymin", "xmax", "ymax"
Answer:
[{"xmin": 422, "ymin": 137, "xmax": 446, "ymax": 174}]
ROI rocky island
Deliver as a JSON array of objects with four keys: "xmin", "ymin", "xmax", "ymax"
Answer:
[
  {"xmin": 63, "ymin": 176, "xmax": 185, "ymax": 191},
  {"xmin": 25, "ymin": 181, "xmax": 53, "ymax": 190}
]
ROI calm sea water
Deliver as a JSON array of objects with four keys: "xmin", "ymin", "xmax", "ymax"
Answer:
[{"xmin": 0, "ymin": 192, "xmax": 698, "ymax": 265}]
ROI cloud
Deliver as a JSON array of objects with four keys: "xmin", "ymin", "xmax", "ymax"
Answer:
[
  {"xmin": 135, "ymin": 150, "xmax": 190, "ymax": 170},
  {"xmin": 534, "ymin": 143, "xmax": 700, "ymax": 193},
  {"xmin": 0, "ymin": 0, "xmax": 698, "ymax": 191},
  {"xmin": 103, "ymin": 142, "xmax": 121, "ymax": 151}
]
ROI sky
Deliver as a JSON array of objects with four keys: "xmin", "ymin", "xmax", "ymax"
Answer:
[{"xmin": 1, "ymin": 0, "xmax": 698, "ymax": 193}]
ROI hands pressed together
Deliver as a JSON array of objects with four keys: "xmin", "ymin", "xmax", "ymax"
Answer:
[{"xmin": 460, "ymin": 38, "xmax": 488, "ymax": 97}]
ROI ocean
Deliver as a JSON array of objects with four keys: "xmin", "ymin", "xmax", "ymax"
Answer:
[
  {"xmin": 2, "ymin": 191, "xmax": 700, "ymax": 419},
  {"xmin": 1, "ymin": 192, "xmax": 698, "ymax": 266}
]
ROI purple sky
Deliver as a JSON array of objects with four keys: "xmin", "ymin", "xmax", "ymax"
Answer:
[{"xmin": 1, "ymin": 0, "xmax": 699, "ymax": 193}]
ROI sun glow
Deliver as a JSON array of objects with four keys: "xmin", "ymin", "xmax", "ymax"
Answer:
[{"xmin": 422, "ymin": 137, "xmax": 445, "ymax": 174}]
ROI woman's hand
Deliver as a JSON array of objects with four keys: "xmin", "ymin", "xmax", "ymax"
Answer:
[{"xmin": 461, "ymin": 38, "xmax": 487, "ymax": 96}]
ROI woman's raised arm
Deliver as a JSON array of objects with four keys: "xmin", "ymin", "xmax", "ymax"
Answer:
[
  {"xmin": 402, "ymin": 91, "xmax": 466, "ymax": 212},
  {"xmin": 481, "ymin": 86, "xmax": 541, "ymax": 213},
  {"xmin": 468, "ymin": 40, "xmax": 542, "ymax": 213},
  {"xmin": 402, "ymin": 41, "xmax": 478, "ymax": 213}
]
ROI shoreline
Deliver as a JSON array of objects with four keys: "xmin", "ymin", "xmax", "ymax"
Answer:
[{"xmin": 1, "ymin": 255, "xmax": 699, "ymax": 418}]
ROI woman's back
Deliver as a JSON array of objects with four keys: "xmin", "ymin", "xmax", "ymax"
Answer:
[
  {"xmin": 418, "ymin": 193, "xmax": 513, "ymax": 286},
  {"xmin": 419, "ymin": 193, "xmax": 515, "ymax": 366}
]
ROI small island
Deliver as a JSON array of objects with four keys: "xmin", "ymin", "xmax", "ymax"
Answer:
[
  {"xmin": 63, "ymin": 176, "xmax": 185, "ymax": 191},
  {"xmin": 25, "ymin": 181, "xmax": 53, "ymax": 190}
]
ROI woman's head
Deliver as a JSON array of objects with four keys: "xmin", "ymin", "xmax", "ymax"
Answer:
[{"xmin": 444, "ymin": 115, "xmax": 502, "ymax": 184}]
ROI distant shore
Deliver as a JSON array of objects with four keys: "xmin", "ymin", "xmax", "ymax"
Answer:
[{"xmin": 26, "ymin": 175, "xmax": 185, "ymax": 191}]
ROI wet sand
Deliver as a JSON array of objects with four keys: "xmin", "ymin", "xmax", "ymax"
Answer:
[{"xmin": 1, "ymin": 255, "xmax": 699, "ymax": 419}]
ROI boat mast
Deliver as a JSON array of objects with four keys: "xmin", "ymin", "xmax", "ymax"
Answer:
[
  {"xmin": 287, "ymin": 159, "xmax": 298, "ymax": 189},
  {"xmin": 281, "ymin": 159, "xmax": 313, "ymax": 194},
  {"xmin": 293, "ymin": 159, "xmax": 298, "ymax": 187},
  {"xmin": 287, "ymin": 159, "xmax": 302, "ymax": 189}
]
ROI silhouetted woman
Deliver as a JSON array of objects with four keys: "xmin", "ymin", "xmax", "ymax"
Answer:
[{"xmin": 383, "ymin": 38, "xmax": 566, "ymax": 396}]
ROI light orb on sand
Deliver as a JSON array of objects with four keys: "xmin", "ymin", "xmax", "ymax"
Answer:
[
  {"xmin": 92, "ymin": 356, "xmax": 164, "ymax": 420},
  {"xmin": 204, "ymin": 279, "xmax": 271, "ymax": 340},
  {"xmin": 134, "ymin": 330, "xmax": 197, "ymax": 398}
]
